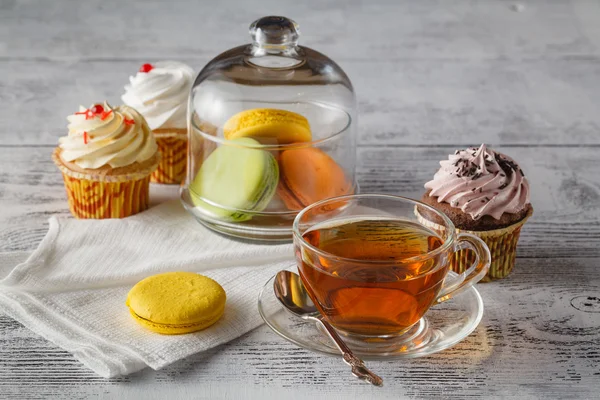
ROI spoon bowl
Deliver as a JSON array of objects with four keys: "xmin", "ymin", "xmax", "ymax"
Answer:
[{"xmin": 273, "ymin": 270, "xmax": 319, "ymax": 317}]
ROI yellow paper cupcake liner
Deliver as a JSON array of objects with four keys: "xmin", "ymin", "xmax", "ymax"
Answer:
[
  {"xmin": 52, "ymin": 149, "xmax": 159, "ymax": 219},
  {"xmin": 151, "ymin": 132, "xmax": 187, "ymax": 184},
  {"xmin": 62, "ymin": 175, "xmax": 151, "ymax": 219},
  {"xmin": 415, "ymin": 208, "xmax": 532, "ymax": 281}
]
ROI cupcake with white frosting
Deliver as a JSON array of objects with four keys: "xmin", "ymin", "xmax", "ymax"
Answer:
[
  {"xmin": 122, "ymin": 61, "xmax": 194, "ymax": 184},
  {"xmin": 52, "ymin": 102, "xmax": 160, "ymax": 218},
  {"xmin": 416, "ymin": 144, "xmax": 533, "ymax": 280}
]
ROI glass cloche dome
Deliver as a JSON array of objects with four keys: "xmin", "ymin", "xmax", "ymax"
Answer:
[{"xmin": 181, "ymin": 16, "xmax": 357, "ymax": 241}]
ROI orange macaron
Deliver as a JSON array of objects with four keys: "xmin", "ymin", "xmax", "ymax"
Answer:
[{"xmin": 277, "ymin": 147, "xmax": 352, "ymax": 211}]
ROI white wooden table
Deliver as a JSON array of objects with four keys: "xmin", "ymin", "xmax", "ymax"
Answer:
[{"xmin": 1, "ymin": 1, "xmax": 600, "ymax": 398}]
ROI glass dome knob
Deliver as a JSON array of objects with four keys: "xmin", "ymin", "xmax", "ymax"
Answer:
[{"xmin": 250, "ymin": 16, "xmax": 300, "ymax": 48}]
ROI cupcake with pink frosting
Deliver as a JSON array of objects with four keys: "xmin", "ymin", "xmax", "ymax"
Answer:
[{"xmin": 417, "ymin": 144, "xmax": 532, "ymax": 280}]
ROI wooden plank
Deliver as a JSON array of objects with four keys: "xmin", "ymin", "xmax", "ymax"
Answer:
[
  {"xmin": 1, "ymin": 257, "xmax": 599, "ymax": 398},
  {"xmin": 1, "ymin": 57, "xmax": 599, "ymax": 146},
  {"xmin": 2, "ymin": 0, "xmax": 599, "ymax": 61},
  {"xmin": 0, "ymin": 145, "xmax": 598, "ymax": 259}
]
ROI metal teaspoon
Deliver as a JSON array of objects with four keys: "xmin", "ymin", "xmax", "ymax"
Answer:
[{"xmin": 273, "ymin": 270, "xmax": 383, "ymax": 387}]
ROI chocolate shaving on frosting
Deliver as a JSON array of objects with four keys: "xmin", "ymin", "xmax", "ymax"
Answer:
[{"xmin": 424, "ymin": 144, "xmax": 530, "ymax": 220}]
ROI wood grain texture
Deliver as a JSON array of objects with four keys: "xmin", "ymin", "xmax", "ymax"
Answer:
[
  {"xmin": 2, "ymin": 0, "xmax": 600, "ymax": 398},
  {"xmin": 2, "ymin": 58, "xmax": 600, "ymax": 146},
  {"xmin": 1, "ymin": 146, "xmax": 598, "ymax": 258},
  {"xmin": 1, "ymin": 258, "xmax": 599, "ymax": 399},
  {"xmin": 2, "ymin": 0, "xmax": 600, "ymax": 61}
]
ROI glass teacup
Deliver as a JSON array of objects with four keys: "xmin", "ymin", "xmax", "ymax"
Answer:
[{"xmin": 293, "ymin": 194, "xmax": 490, "ymax": 339}]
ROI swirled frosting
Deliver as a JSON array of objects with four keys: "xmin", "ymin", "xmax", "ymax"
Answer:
[
  {"xmin": 59, "ymin": 102, "xmax": 158, "ymax": 169},
  {"xmin": 424, "ymin": 144, "xmax": 530, "ymax": 220},
  {"xmin": 121, "ymin": 61, "xmax": 194, "ymax": 130}
]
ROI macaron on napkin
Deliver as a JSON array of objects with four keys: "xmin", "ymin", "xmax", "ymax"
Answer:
[
  {"xmin": 127, "ymin": 272, "xmax": 227, "ymax": 334},
  {"xmin": 0, "ymin": 200, "xmax": 293, "ymax": 378}
]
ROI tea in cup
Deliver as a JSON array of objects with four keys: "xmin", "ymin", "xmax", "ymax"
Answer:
[{"xmin": 293, "ymin": 194, "xmax": 490, "ymax": 338}]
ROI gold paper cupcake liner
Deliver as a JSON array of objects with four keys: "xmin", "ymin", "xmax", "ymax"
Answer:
[
  {"xmin": 52, "ymin": 148, "xmax": 159, "ymax": 219},
  {"xmin": 415, "ymin": 208, "xmax": 532, "ymax": 281},
  {"xmin": 62, "ymin": 175, "xmax": 151, "ymax": 219},
  {"xmin": 151, "ymin": 132, "xmax": 187, "ymax": 184}
]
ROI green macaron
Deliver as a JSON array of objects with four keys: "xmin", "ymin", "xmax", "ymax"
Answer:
[{"xmin": 189, "ymin": 138, "xmax": 278, "ymax": 222}]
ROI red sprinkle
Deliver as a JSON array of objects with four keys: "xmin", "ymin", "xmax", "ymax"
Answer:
[
  {"xmin": 83, "ymin": 131, "xmax": 89, "ymax": 144},
  {"xmin": 100, "ymin": 110, "xmax": 113, "ymax": 120},
  {"xmin": 91, "ymin": 104, "xmax": 104, "ymax": 114},
  {"xmin": 75, "ymin": 109, "xmax": 96, "ymax": 120},
  {"xmin": 139, "ymin": 63, "xmax": 154, "ymax": 73},
  {"xmin": 124, "ymin": 118, "xmax": 135, "ymax": 125}
]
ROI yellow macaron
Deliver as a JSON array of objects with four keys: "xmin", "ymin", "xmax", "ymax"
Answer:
[
  {"xmin": 223, "ymin": 108, "xmax": 312, "ymax": 144},
  {"xmin": 126, "ymin": 272, "xmax": 226, "ymax": 335}
]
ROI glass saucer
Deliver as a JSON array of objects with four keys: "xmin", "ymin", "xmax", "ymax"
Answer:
[{"xmin": 257, "ymin": 271, "xmax": 484, "ymax": 359}]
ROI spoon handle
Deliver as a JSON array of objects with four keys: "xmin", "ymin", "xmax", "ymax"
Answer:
[{"xmin": 316, "ymin": 318, "xmax": 383, "ymax": 387}]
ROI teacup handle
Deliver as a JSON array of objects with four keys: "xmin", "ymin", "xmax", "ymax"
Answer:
[{"xmin": 436, "ymin": 233, "xmax": 491, "ymax": 304}]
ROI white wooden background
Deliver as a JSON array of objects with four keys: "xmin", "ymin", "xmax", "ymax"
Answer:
[{"xmin": 1, "ymin": 0, "xmax": 600, "ymax": 399}]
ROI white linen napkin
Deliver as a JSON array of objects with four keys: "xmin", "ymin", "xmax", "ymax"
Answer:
[{"xmin": 0, "ymin": 200, "xmax": 294, "ymax": 378}]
